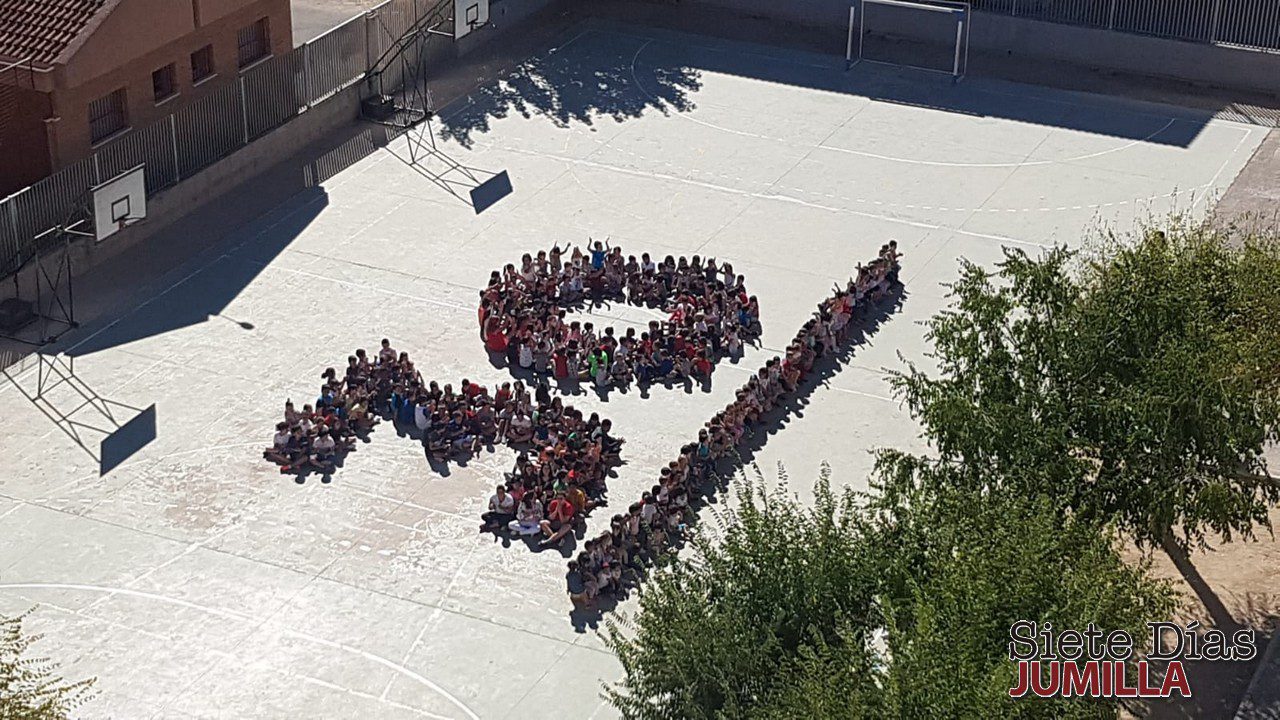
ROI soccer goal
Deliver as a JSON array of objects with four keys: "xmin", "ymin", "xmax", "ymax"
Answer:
[{"xmin": 847, "ymin": 0, "xmax": 971, "ymax": 80}]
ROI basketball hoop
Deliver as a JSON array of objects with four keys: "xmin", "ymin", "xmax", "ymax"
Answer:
[
  {"xmin": 454, "ymin": 0, "xmax": 488, "ymax": 39},
  {"xmin": 92, "ymin": 165, "xmax": 147, "ymax": 242}
]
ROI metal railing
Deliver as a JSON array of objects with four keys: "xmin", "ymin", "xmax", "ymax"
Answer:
[
  {"xmin": 971, "ymin": 0, "xmax": 1280, "ymax": 51},
  {"xmin": 0, "ymin": 0, "xmax": 447, "ymax": 280}
]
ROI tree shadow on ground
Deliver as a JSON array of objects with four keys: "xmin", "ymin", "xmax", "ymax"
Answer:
[
  {"xmin": 1131, "ymin": 540, "xmax": 1280, "ymax": 720},
  {"xmin": 435, "ymin": 30, "xmax": 701, "ymax": 148},
  {"xmin": 436, "ymin": 18, "xmax": 1210, "ymax": 152}
]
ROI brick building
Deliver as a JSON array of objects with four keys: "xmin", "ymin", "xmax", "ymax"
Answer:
[{"xmin": 0, "ymin": 0, "xmax": 293, "ymax": 197}]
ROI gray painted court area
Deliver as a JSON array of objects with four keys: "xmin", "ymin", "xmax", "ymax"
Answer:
[{"xmin": 0, "ymin": 22, "xmax": 1265, "ymax": 719}]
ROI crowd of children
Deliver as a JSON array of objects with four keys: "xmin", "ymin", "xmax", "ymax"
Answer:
[
  {"xmin": 263, "ymin": 343, "xmax": 622, "ymax": 544},
  {"xmin": 479, "ymin": 241, "xmax": 761, "ymax": 387},
  {"xmin": 566, "ymin": 243, "xmax": 901, "ymax": 607},
  {"xmin": 262, "ymin": 237, "xmax": 901, "ymax": 589}
]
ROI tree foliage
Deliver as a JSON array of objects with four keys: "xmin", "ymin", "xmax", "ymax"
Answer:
[
  {"xmin": 892, "ymin": 224, "xmax": 1280, "ymax": 547},
  {"xmin": 863, "ymin": 451, "xmax": 1174, "ymax": 719},
  {"xmin": 603, "ymin": 466, "xmax": 882, "ymax": 719},
  {"xmin": 603, "ymin": 464, "xmax": 1174, "ymax": 720},
  {"xmin": 0, "ymin": 611, "xmax": 95, "ymax": 720}
]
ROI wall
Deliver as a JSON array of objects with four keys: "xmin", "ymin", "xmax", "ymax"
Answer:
[
  {"xmin": 0, "ymin": 86, "xmax": 53, "ymax": 196},
  {"xmin": 972, "ymin": 12, "xmax": 1280, "ymax": 95},
  {"xmin": 64, "ymin": 0, "xmax": 197, "ymax": 88},
  {"xmin": 677, "ymin": 0, "xmax": 1280, "ymax": 96},
  {"xmin": 49, "ymin": 0, "xmax": 294, "ymax": 168}
]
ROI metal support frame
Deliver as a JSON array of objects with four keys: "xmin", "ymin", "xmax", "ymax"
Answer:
[
  {"xmin": 0, "ymin": 161, "xmax": 143, "ymax": 347},
  {"xmin": 362, "ymin": 3, "xmax": 508, "ymax": 213},
  {"xmin": 0, "ymin": 190, "xmax": 91, "ymax": 348},
  {"xmin": 362, "ymin": 0, "xmax": 456, "ymax": 129}
]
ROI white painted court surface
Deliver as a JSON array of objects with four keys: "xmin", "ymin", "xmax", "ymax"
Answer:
[{"xmin": 0, "ymin": 22, "xmax": 1264, "ymax": 719}]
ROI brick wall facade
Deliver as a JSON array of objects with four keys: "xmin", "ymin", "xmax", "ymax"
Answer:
[
  {"xmin": 0, "ymin": 83, "xmax": 53, "ymax": 195},
  {"xmin": 0, "ymin": 0, "xmax": 293, "ymax": 195}
]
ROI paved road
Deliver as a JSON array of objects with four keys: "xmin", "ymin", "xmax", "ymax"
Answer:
[{"xmin": 291, "ymin": 0, "xmax": 384, "ymax": 45}]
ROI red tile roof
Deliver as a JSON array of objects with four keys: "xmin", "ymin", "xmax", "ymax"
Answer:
[{"xmin": 0, "ymin": 0, "xmax": 110, "ymax": 65}]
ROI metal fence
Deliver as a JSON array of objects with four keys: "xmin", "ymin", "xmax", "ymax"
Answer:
[
  {"xmin": 0, "ymin": 0, "xmax": 441, "ymax": 279},
  {"xmin": 972, "ymin": 0, "xmax": 1280, "ymax": 50}
]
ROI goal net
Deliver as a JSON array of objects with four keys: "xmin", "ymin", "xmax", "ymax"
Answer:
[{"xmin": 847, "ymin": 0, "xmax": 971, "ymax": 80}]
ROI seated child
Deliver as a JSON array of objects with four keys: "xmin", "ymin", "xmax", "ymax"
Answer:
[{"xmin": 508, "ymin": 495, "xmax": 544, "ymax": 536}]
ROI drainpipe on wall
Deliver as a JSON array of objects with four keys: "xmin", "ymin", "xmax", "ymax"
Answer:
[
  {"xmin": 42, "ymin": 115, "xmax": 61, "ymax": 176},
  {"xmin": 43, "ymin": 65, "xmax": 70, "ymax": 172}
]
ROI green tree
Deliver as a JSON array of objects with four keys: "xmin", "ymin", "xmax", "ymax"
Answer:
[
  {"xmin": 603, "ymin": 464, "xmax": 1173, "ymax": 720},
  {"xmin": 0, "ymin": 611, "xmax": 95, "ymax": 720},
  {"xmin": 602, "ymin": 466, "xmax": 883, "ymax": 719},
  {"xmin": 860, "ymin": 451, "xmax": 1173, "ymax": 719},
  {"xmin": 892, "ymin": 224, "xmax": 1280, "ymax": 548}
]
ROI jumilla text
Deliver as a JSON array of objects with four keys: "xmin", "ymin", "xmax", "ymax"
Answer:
[{"xmin": 1007, "ymin": 621, "xmax": 1257, "ymax": 699}]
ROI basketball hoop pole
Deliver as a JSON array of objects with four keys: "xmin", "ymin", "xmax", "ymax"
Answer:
[
  {"xmin": 846, "ymin": 5, "xmax": 857, "ymax": 70},
  {"xmin": 858, "ymin": 0, "xmax": 867, "ymax": 68},
  {"xmin": 61, "ymin": 225, "xmax": 76, "ymax": 339},
  {"xmin": 952, "ymin": 13, "xmax": 964, "ymax": 80}
]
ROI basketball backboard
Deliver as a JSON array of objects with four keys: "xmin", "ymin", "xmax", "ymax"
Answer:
[
  {"xmin": 454, "ymin": 0, "xmax": 489, "ymax": 39},
  {"xmin": 92, "ymin": 164, "xmax": 147, "ymax": 242}
]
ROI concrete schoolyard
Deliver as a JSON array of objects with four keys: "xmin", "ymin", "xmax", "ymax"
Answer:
[{"xmin": 0, "ymin": 20, "xmax": 1265, "ymax": 719}]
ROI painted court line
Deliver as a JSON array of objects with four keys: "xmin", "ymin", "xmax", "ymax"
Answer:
[
  {"xmin": 814, "ymin": 118, "xmax": 1179, "ymax": 169},
  {"xmin": 497, "ymin": 143, "xmax": 1052, "ymax": 249},
  {"xmin": 0, "ymin": 583, "xmax": 482, "ymax": 720},
  {"xmin": 1193, "ymin": 126, "xmax": 1256, "ymax": 214}
]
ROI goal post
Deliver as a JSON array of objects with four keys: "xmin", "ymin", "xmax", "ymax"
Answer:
[{"xmin": 847, "ymin": 0, "xmax": 971, "ymax": 81}]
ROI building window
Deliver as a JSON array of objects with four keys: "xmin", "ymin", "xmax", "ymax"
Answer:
[
  {"xmin": 237, "ymin": 18, "xmax": 270, "ymax": 68},
  {"xmin": 152, "ymin": 63, "xmax": 177, "ymax": 102},
  {"xmin": 191, "ymin": 45, "xmax": 215, "ymax": 83},
  {"xmin": 89, "ymin": 88, "xmax": 128, "ymax": 143}
]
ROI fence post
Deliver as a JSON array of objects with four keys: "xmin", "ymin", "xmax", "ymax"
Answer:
[
  {"xmin": 302, "ymin": 43, "xmax": 314, "ymax": 109},
  {"xmin": 6, "ymin": 198, "xmax": 18, "ymax": 254},
  {"xmin": 239, "ymin": 75, "xmax": 250, "ymax": 144},
  {"xmin": 365, "ymin": 10, "xmax": 376, "ymax": 82},
  {"xmin": 169, "ymin": 114, "xmax": 181, "ymax": 183},
  {"xmin": 1012, "ymin": 0, "xmax": 1019, "ymax": 17},
  {"xmin": 1107, "ymin": 0, "xmax": 1118, "ymax": 29},
  {"xmin": 1209, "ymin": 0, "xmax": 1223, "ymax": 42},
  {"xmin": 92, "ymin": 153, "xmax": 101, "ymax": 184}
]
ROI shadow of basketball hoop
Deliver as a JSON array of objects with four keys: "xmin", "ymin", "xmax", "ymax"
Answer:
[
  {"xmin": 385, "ymin": 115, "xmax": 513, "ymax": 214},
  {"xmin": 0, "ymin": 351, "xmax": 156, "ymax": 476}
]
